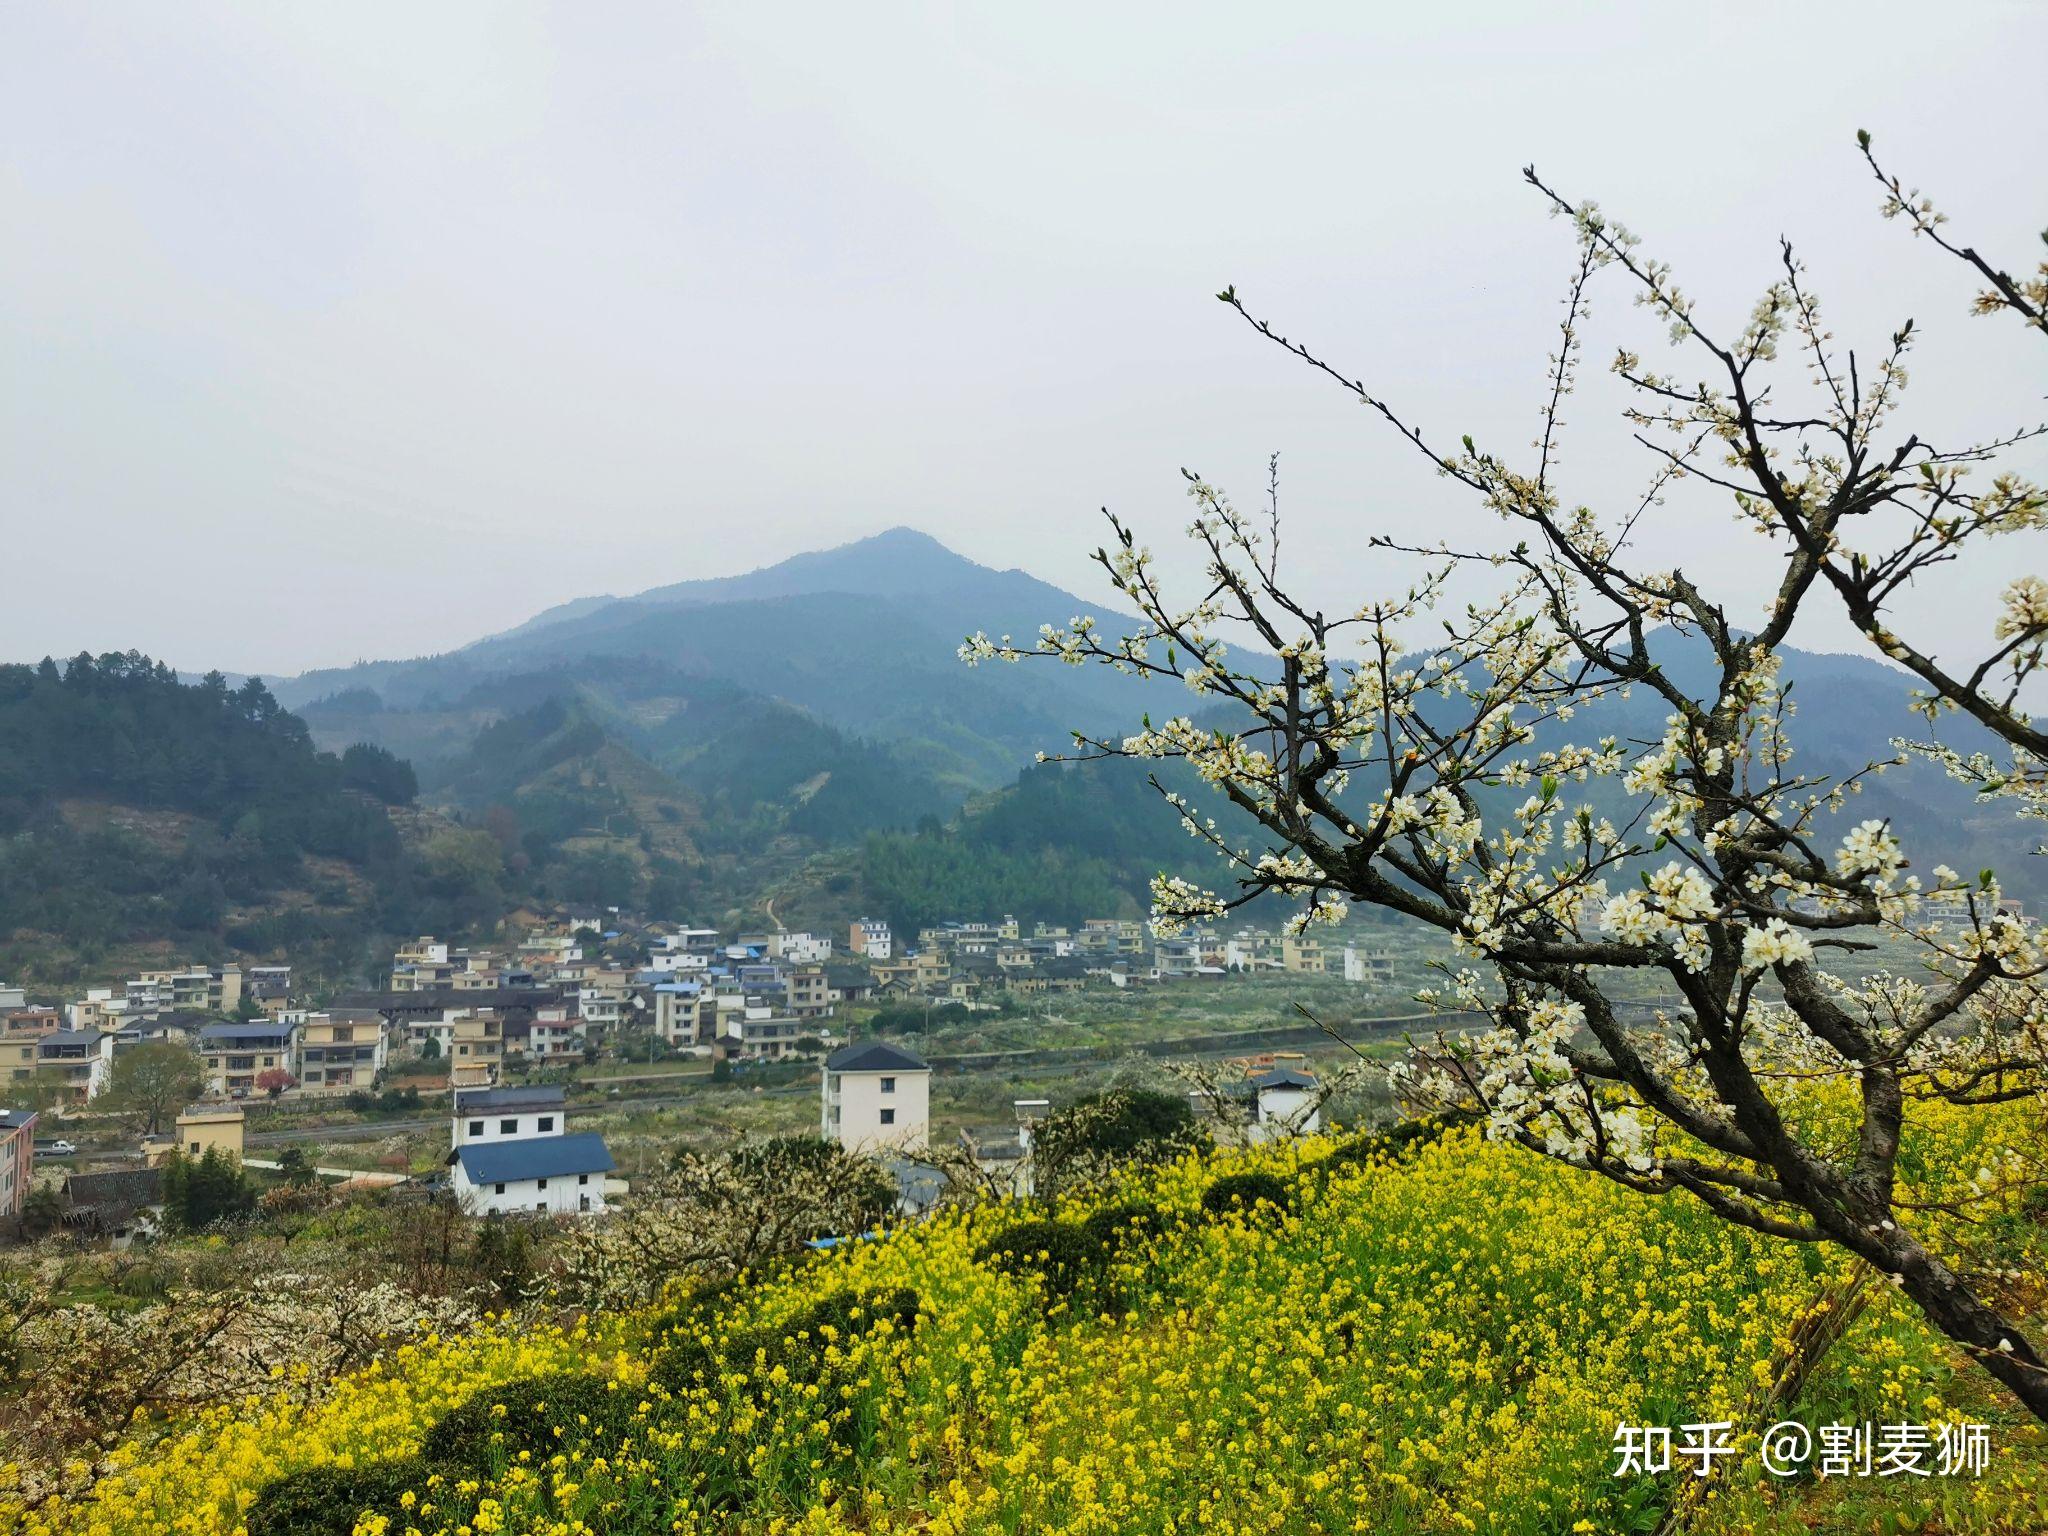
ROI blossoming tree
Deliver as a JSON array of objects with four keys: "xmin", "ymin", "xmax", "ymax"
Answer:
[{"xmin": 964, "ymin": 136, "xmax": 2048, "ymax": 1418}]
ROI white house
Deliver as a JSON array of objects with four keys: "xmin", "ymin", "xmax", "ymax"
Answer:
[
  {"xmin": 449, "ymin": 1132, "xmax": 614, "ymax": 1217},
  {"xmin": 849, "ymin": 919, "xmax": 893, "ymax": 961},
  {"xmin": 821, "ymin": 1039, "xmax": 929, "ymax": 1153},
  {"xmin": 452, "ymin": 1084, "xmax": 568, "ymax": 1145},
  {"xmin": 446, "ymin": 1084, "xmax": 612, "ymax": 1216},
  {"xmin": 1342, "ymin": 943, "xmax": 1395, "ymax": 984},
  {"xmin": 769, "ymin": 931, "xmax": 833, "ymax": 964},
  {"xmin": 1249, "ymin": 1067, "xmax": 1323, "ymax": 1141},
  {"xmin": 37, "ymin": 1028, "xmax": 115, "ymax": 1101}
]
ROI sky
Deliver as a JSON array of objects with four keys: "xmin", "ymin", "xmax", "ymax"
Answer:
[{"xmin": 3, "ymin": 2, "xmax": 2044, "ymax": 679}]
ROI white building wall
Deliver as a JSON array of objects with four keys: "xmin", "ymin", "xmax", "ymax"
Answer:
[
  {"xmin": 451, "ymin": 1162, "xmax": 606, "ymax": 1216},
  {"xmin": 823, "ymin": 1068, "xmax": 930, "ymax": 1152},
  {"xmin": 452, "ymin": 1106, "xmax": 567, "ymax": 1146},
  {"xmin": 1253, "ymin": 1086, "xmax": 1322, "ymax": 1140}
]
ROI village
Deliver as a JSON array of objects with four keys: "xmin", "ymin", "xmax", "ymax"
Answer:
[{"xmin": 0, "ymin": 913, "xmax": 1399, "ymax": 1243}]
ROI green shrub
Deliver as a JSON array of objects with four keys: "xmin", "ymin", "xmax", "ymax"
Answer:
[
  {"xmin": 420, "ymin": 1372, "xmax": 625, "ymax": 1466},
  {"xmin": 1200, "ymin": 1171, "xmax": 1295, "ymax": 1219},
  {"xmin": 244, "ymin": 1457, "xmax": 449, "ymax": 1536},
  {"xmin": 974, "ymin": 1218, "xmax": 1104, "ymax": 1300},
  {"xmin": 653, "ymin": 1285, "xmax": 923, "ymax": 1394}
]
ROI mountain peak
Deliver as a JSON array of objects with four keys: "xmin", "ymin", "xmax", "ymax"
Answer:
[{"xmin": 620, "ymin": 525, "xmax": 1010, "ymax": 609}]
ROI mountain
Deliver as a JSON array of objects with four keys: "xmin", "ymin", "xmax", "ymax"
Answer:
[
  {"xmin": 274, "ymin": 528, "xmax": 1174, "ymax": 788},
  {"xmin": 850, "ymin": 627, "xmax": 2046, "ymax": 933},
  {"xmin": 253, "ymin": 530, "xmax": 2044, "ymax": 941}
]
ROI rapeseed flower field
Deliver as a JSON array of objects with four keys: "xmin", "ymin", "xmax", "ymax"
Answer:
[{"xmin": 8, "ymin": 1114, "xmax": 2044, "ymax": 1536}]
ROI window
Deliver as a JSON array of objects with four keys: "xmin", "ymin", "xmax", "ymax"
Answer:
[
  {"xmin": 468, "ymin": 1120, "xmax": 484, "ymax": 1136},
  {"xmin": 578, "ymin": 1173, "xmax": 588, "ymax": 1185},
  {"xmin": 579, "ymin": 1195, "xmax": 591, "ymax": 1212},
  {"xmin": 500, "ymin": 1118, "xmax": 517, "ymax": 1134},
  {"xmin": 538, "ymin": 1116, "xmax": 555, "ymax": 1132},
  {"xmin": 880, "ymin": 1076, "xmax": 896, "ymax": 1093},
  {"xmin": 879, "ymin": 1108, "xmax": 895, "ymax": 1126},
  {"xmin": 537, "ymin": 1177, "xmax": 548, "ymax": 1189},
  {"xmin": 494, "ymin": 1182, "xmax": 506, "ymax": 1194},
  {"xmin": 189, "ymin": 1141, "xmax": 200, "ymax": 1154}
]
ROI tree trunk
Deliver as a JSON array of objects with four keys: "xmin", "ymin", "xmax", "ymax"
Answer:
[{"xmin": 1887, "ymin": 1236, "xmax": 2048, "ymax": 1422}]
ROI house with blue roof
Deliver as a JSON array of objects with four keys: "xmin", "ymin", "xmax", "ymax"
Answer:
[{"xmin": 448, "ymin": 1131, "xmax": 615, "ymax": 1217}]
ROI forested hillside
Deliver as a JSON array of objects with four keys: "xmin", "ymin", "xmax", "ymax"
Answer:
[{"xmin": 0, "ymin": 654, "xmax": 498, "ymax": 982}]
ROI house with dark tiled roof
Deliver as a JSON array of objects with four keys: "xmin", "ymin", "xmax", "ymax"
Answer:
[
  {"xmin": 62, "ymin": 1166, "xmax": 164, "ymax": 1247},
  {"xmin": 822, "ymin": 1040, "xmax": 929, "ymax": 1154}
]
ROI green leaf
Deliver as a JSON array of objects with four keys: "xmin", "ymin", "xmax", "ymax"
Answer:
[{"xmin": 1856, "ymin": 128, "xmax": 1872, "ymax": 150}]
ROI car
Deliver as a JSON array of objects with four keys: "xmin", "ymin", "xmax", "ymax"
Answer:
[{"xmin": 35, "ymin": 1139, "xmax": 77, "ymax": 1156}]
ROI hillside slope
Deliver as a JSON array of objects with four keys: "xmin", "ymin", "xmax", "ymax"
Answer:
[
  {"xmin": 18, "ymin": 1112, "xmax": 2045, "ymax": 1535},
  {"xmin": 0, "ymin": 654, "xmax": 502, "ymax": 984}
]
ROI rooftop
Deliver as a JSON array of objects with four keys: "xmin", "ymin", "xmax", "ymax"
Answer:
[
  {"xmin": 452, "ymin": 1131, "xmax": 614, "ymax": 1185},
  {"xmin": 40, "ymin": 1028, "xmax": 105, "ymax": 1049},
  {"xmin": 1252, "ymin": 1068, "xmax": 1319, "ymax": 1091},
  {"xmin": 198, "ymin": 1022, "xmax": 295, "ymax": 1043},
  {"xmin": 825, "ymin": 1040, "xmax": 930, "ymax": 1074},
  {"xmin": 178, "ymin": 1103, "xmax": 245, "ymax": 1123},
  {"xmin": 453, "ymin": 1084, "xmax": 568, "ymax": 1113}
]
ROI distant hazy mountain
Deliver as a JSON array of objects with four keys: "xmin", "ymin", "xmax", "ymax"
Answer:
[
  {"xmin": 275, "ymin": 528, "xmax": 1173, "ymax": 786},
  {"xmin": 264, "ymin": 527, "xmax": 2041, "ymax": 930}
]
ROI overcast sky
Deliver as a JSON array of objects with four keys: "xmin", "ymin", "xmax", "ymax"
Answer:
[{"xmin": 4, "ymin": 2, "xmax": 2044, "ymax": 678}]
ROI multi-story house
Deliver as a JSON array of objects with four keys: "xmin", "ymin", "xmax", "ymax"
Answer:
[
  {"xmin": 577, "ymin": 983, "xmax": 627, "ymax": 1034},
  {"xmin": 1, "ymin": 1007, "xmax": 61, "ymax": 1088},
  {"xmin": 518, "ymin": 1003, "xmax": 587, "ymax": 1064},
  {"xmin": 391, "ymin": 937, "xmax": 458, "ymax": 992},
  {"xmin": 298, "ymin": 1009, "xmax": 387, "ymax": 1093},
  {"xmin": 446, "ymin": 1085, "xmax": 612, "ymax": 1217},
  {"xmin": 244, "ymin": 966, "xmax": 293, "ymax": 1014},
  {"xmin": 0, "ymin": 1110, "xmax": 36, "ymax": 1222},
  {"xmin": 209, "ymin": 964, "xmax": 244, "ymax": 1016},
  {"xmin": 197, "ymin": 1020, "xmax": 299, "ymax": 1096},
  {"xmin": 38, "ymin": 1029, "xmax": 117, "ymax": 1101},
  {"xmin": 821, "ymin": 1040, "xmax": 930, "ymax": 1153},
  {"xmin": 446, "ymin": 1012, "xmax": 503, "ymax": 1087},
  {"xmin": 788, "ymin": 964, "xmax": 839, "ymax": 1019},
  {"xmin": 1343, "ymin": 943, "xmax": 1394, "ymax": 983},
  {"xmin": 0, "ymin": 1028, "xmax": 40, "ymax": 1086},
  {"xmin": 453, "ymin": 1084, "xmax": 568, "ymax": 1145},
  {"xmin": 1280, "ymin": 936, "xmax": 1327, "ymax": 975},
  {"xmin": 132, "ymin": 969, "xmax": 215, "ymax": 1015},
  {"xmin": 650, "ymin": 980, "xmax": 706, "ymax": 1048},
  {"xmin": 718, "ymin": 1009, "xmax": 804, "ymax": 1059},
  {"xmin": 849, "ymin": 919, "xmax": 893, "ymax": 960}
]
